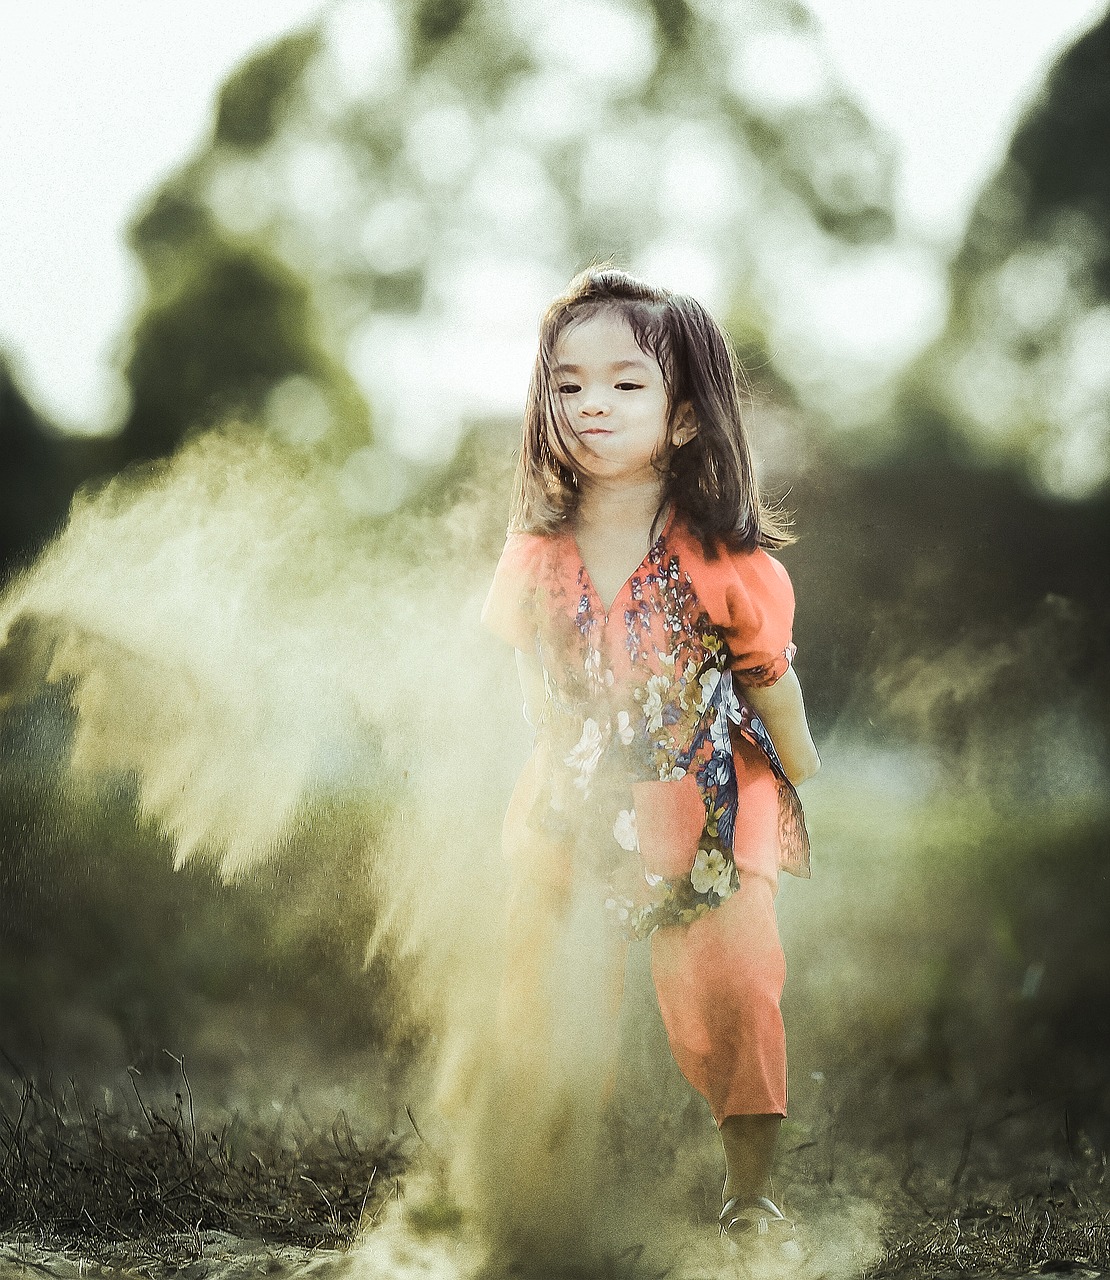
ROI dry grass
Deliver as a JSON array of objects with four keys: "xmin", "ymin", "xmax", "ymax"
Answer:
[
  {"xmin": 0, "ymin": 1061, "xmax": 407, "ymax": 1268},
  {"xmin": 873, "ymin": 1193, "xmax": 1110, "ymax": 1278},
  {"xmin": 3, "ymin": 1059, "xmax": 1110, "ymax": 1278},
  {"xmin": 865, "ymin": 1156, "xmax": 1110, "ymax": 1277},
  {"xmin": 773, "ymin": 1070, "xmax": 1110, "ymax": 1279}
]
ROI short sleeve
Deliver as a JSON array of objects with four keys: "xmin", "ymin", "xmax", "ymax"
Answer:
[
  {"xmin": 722, "ymin": 548, "xmax": 796, "ymax": 687},
  {"xmin": 691, "ymin": 544, "xmax": 796, "ymax": 688},
  {"xmin": 481, "ymin": 534, "xmax": 540, "ymax": 651}
]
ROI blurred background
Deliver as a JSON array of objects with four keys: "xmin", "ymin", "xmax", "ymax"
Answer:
[{"xmin": 1, "ymin": 0, "xmax": 1108, "ymax": 1184}]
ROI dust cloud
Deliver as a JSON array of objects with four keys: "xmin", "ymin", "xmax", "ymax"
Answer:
[
  {"xmin": 2, "ymin": 421, "xmax": 1103, "ymax": 1275},
  {"xmin": 0, "ymin": 423, "xmax": 804, "ymax": 1274}
]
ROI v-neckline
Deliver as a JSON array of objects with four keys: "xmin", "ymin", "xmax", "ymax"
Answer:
[{"xmin": 570, "ymin": 505, "xmax": 676, "ymax": 623}]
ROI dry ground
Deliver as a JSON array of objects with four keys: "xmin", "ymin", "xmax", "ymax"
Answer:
[{"xmin": 2, "ymin": 1070, "xmax": 1109, "ymax": 1279}]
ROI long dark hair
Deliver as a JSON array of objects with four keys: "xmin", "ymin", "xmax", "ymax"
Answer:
[{"xmin": 509, "ymin": 267, "xmax": 793, "ymax": 554}]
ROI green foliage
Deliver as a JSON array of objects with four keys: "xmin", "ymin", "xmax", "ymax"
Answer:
[
  {"xmin": 646, "ymin": 0, "xmax": 693, "ymax": 50},
  {"xmin": 0, "ymin": 363, "xmax": 70, "ymax": 578},
  {"xmin": 119, "ymin": 189, "xmax": 370, "ymax": 464},
  {"xmin": 214, "ymin": 29, "xmax": 321, "ymax": 152},
  {"xmin": 913, "ymin": 9, "xmax": 1110, "ymax": 495},
  {"xmin": 967, "ymin": 12, "xmax": 1110, "ymax": 279},
  {"xmin": 0, "ymin": 360, "xmax": 114, "ymax": 584},
  {"xmin": 411, "ymin": 0, "xmax": 473, "ymax": 51},
  {"xmin": 136, "ymin": 0, "xmax": 896, "ymax": 466}
]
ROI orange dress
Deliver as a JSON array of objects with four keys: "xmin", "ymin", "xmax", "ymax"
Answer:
[{"xmin": 482, "ymin": 508, "xmax": 809, "ymax": 1121}]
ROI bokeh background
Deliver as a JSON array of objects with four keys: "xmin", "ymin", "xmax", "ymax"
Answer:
[{"xmin": 1, "ymin": 0, "xmax": 1108, "ymax": 1217}]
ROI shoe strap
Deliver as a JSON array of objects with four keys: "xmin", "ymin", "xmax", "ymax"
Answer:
[{"xmin": 719, "ymin": 1195, "xmax": 792, "ymax": 1236}]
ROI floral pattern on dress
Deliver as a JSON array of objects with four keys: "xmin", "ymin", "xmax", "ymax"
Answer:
[{"xmin": 522, "ymin": 528, "xmax": 810, "ymax": 941}]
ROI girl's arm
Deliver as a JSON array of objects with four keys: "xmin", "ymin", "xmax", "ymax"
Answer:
[
  {"xmin": 515, "ymin": 646, "xmax": 547, "ymax": 729},
  {"xmin": 741, "ymin": 666, "xmax": 821, "ymax": 785}
]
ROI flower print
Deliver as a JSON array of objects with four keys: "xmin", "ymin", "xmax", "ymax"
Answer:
[
  {"xmin": 702, "ymin": 750, "xmax": 733, "ymax": 796},
  {"xmin": 613, "ymin": 808, "xmax": 638, "ymax": 851},
  {"xmin": 604, "ymin": 895, "xmax": 632, "ymax": 923},
  {"xmin": 696, "ymin": 668, "xmax": 721, "ymax": 713},
  {"xmin": 709, "ymin": 706, "xmax": 733, "ymax": 757},
  {"xmin": 643, "ymin": 673, "xmax": 670, "ymax": 731},
  {"xmin": 720, "ymin": 671, "xmax": 743, "ymax": 723},
  {"xmin": 690, "ymin": 848, "xmax": 733, "ymax": 897},
  {"xmin": 564, "ymin": 717, "xmax": 606, "ymax": 790},
  {"xmin": 518, "ymin": 524, "xmax": 789, "ymax": 936},
  {"xmin": 703, "ymin": 800, "xmax": 729, "ymax": 839},
  {"xmin": 615, "ymin": 709, "xmax": 634, "ymax": 745},
  {"xmin": 676, "ymin": 656, "xmax": 699, "ymax": 712}
]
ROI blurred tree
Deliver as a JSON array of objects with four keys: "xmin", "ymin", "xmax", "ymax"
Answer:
[
  {"xmin": 2, "ymin": 0, "xmax": 899, "ymax": 576},
  {"xmin": 214, "ymin": 29, "xmax": 321, "ymax": 151},
  {"xmin": 113, "ymin": 0, "xmax": 895, "ymax": 498},
  {"xmin": 912, "ymin": 7, "xmax": 1110, "ymax": 499},
  {"xmin": 116, "ymin": 186, "xmax": 370, "ymax": 466},
  {"xmin": 0, "ymin": 358, "xmax": 111, "ymax": 586},
  {"xmin": 0, "ymin": 360, "xmax": 66, "ymax": 577},
  {"xmin": 103, "ymin": 27, "xmax": 370, "ymax": 472},
  {"xmin": 3, "ymin": 0, "xmax": 1108, "ymax": 1117}
]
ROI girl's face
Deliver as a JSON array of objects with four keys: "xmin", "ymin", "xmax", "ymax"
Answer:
[{"xmin": 551, "ymin": 310, "xmax": 691, "ymax": 488}]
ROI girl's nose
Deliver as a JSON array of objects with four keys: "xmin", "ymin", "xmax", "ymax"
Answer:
[{"xmin": 580, "ymin": 396, "xmax": 609, "ymax": 417}]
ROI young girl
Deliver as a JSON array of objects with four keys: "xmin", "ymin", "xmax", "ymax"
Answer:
[{"xmin": 481, "ymin": 268, "xmax": 820, "ymax": 1252}]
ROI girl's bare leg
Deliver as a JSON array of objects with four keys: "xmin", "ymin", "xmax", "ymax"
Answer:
[{"xmin": 719, "ymin": 1113, "xmax": 781, "ymax": 1208}]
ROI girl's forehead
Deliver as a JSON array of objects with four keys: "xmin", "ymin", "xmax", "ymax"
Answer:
[{"xmin": 553, "ymin": 309, "xmax": 661, "ymax": 370}]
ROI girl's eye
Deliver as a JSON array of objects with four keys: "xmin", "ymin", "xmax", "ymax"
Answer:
[
  {"xmin": 615, "ymin": 382, "xmax": 643, "ymax": 391},
  {"xmin": 558, "ymin": 383, "xmax": 581, "ymax": 394}
]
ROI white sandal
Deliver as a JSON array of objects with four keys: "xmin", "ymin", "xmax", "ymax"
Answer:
[{"xmin": 718, "ymin": 1195, "xmax": 804, "ymax": 1263}]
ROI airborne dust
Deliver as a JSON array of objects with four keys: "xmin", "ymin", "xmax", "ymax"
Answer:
[{"xmin": 0, "ymin": 422, "xmax": 1106, "ymax": 1277}]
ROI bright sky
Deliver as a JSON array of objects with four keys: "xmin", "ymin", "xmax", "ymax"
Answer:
[
  {"xmin": 0, "ymin": 0, "xmax": 1105, "ymax": 435},
  {"xmin": 805, "ymin": 0, "xmax": 1107, "ymax": 244}
]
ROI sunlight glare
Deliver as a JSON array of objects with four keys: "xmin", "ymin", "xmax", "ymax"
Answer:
[
  {"xmin": 731, "ymin": 28, "xmax": 831, "ymax": 113},
  {"xmin": 630, "ymin": 244, "xmax": 724, "ymax": 313},
  {"xmin": 346, "ymin": 261, "xmax": 556, "ymax": 458},
  {"xmin": 265, "ymin": 376, "xmax": 334, "ymax": 449},
  {"xmin": 359, "ymin": 196, "xmax": 431, "ymax": 275},
  {"xmin": 407, "ymin": 104, "xmax": 478, "ymax": 188},
  {"xmin": 660, "ymin": 123, "xmax": 751, "ymax": 231},
  {"xmin": 207, "ymin": 156, "xmax": 278, "ymax": 239},
  {"xmin": 323, "ymin": 0, "xmax": 403, "ymax": 104},
  {"xmin": 801, "ymin": 244, "xmax": 947, "ymax": 369},
  {"xmin": 526, "ymin": 0, "xmax": 654, "ymax": 92}
]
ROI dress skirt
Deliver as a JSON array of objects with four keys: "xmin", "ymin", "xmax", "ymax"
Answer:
[
  {"xmin": 650, "ymin": 874, "xmax": 787, "ymax": 1122},
  {"xmin": 501, "ymin": 745, "xmax": 789, "ymax": 1125}
]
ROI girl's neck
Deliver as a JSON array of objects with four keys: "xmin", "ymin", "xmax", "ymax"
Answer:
[{"xmin": 574, "ymin": 477, "xmax": 667, "ymax": 538}]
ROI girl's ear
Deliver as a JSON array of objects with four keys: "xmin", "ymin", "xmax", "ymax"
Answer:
[{"xmin": 671, "ymin": 402, "xmax": 697, "ymax": 448}]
